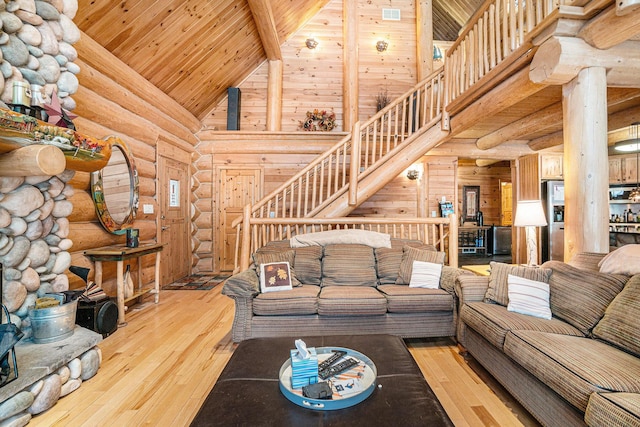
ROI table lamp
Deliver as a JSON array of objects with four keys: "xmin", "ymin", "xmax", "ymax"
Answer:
[{"xmin": 514, "ymin": 200, "xmax": 548, "ymax": 265}]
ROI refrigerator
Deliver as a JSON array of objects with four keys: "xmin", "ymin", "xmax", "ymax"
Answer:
[{"xmin": 541, "ymin": 180, "xmax": 565, "ymax": 262}]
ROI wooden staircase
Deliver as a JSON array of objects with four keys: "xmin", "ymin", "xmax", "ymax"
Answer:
[{"xmin": 243, "ymin": 70, "xmax": 447, "ymax": 222}]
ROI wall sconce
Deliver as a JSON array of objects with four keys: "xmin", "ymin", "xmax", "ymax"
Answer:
[
  {"xmin": 305, "ymin": 38, "xmax": 318, "ymax": 49},
  {"xmin": 406, "ymin": 168, "xmax": 420, "ymax": 180},
  {"xmin": 433, "ymin": 45, "xmax": 443, "ymax": 62},
  {"xmin": 376, "ymin": 40, "xmax": 388, "ymax": 52}
]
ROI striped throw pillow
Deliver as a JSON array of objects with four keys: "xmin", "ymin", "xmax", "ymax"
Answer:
[
  {"xmin": 485, "ymin": 262, "xmax": 551, "ymax": 306},
  {"xmin": 507, "ymin": 274, "xmax": 552, "ymax": 319},
  {"xmin": 396, "ymin": 246, "xmax": 445, "ymax": 285},
  {"xmin": 409, "ymin": 260, "xmax": 442, "ymax": 289}
]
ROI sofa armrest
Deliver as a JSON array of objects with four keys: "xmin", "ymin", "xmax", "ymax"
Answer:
[
  {"xmin": 441, "ymin": 266, "xmax": 473, "ymax": 294},
  {"xmin": 455, "ymin": 274, "xmax": 489, "ymax": 306},
  {"xmin": 222, "ymin": 268, "xmax": 260, "ymax": 299}
]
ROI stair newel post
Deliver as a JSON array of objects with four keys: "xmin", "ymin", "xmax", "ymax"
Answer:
[
  {"xmin": 240, "ymin": 204, "xmax": 253, "ymax": 271},
  {"xmin": 348, "ymin": 121, "xmax": 361, "ymax": 206}
]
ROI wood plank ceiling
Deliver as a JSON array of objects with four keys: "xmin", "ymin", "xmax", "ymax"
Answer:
[{"xmin": 75, "ymin": 0, "xmax": 482, "ymax": 121}]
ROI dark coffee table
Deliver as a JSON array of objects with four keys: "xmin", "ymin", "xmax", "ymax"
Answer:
[{"xmin": 191, "ymin": 335, "xmax": 453, "ymax": 426}]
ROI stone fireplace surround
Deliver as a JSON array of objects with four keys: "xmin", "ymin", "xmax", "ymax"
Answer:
[{"xmin": 0, "ymin": 172, "xmax": 102, "ymax": 426}]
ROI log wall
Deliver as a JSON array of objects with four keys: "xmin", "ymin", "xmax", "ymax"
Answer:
[{"xmin": 63, "ymin": 33, "xmax": 198, "ymax": 293}]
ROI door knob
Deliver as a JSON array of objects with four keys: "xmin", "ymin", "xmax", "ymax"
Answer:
[{"xmin": 162, "ymin": 226, "xmax": 170, "ymax": 231}]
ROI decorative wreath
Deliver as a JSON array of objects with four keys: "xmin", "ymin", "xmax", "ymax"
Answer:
[{"xmin": 299, "ymin": 109, "xmax": 336, "ymax": 131}]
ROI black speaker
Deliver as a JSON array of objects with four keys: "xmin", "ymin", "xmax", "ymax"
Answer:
[
  {"xmin": 227, "ymin": 87, "xmax": 241, "ymax": 130},
  {"xmin": 76, "ymin": 298, "xmax": 118, "ymax": 338}
]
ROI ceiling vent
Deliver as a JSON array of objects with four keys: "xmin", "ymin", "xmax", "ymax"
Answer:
[{"xmin": 382, "ymin": 8, "xmax": 401, "ymax": 21}]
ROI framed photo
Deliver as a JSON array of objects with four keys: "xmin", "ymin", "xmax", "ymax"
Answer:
[{"xmin": 463, "ymin": 186, "xmax": 480, "ymax": 222}]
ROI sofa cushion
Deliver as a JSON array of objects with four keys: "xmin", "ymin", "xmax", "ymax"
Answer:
[
  {"xmin": 396, "ymin": 246, "xmax": 445, "ymax": 285},
  {"xmin": 291, "ymin": 246, "xmax": 323, "ymax": 285},
  {"xmin": 598, "ymin": 244, "xmax": 640, "ymax": 276},
  {"xmin": 504, "ymin": 330, "xmax": 640, "ymax": 412},
  {"xmin": 593, "ymin": 274, "xmax": 640, "ymax": 358},
  {"xmin": 542, "ymin": 260, "xmax": 628, "ymax": 335},
  {"xmin": 585, "ymin": 392, "xmax": 640, "ymax": 427},
  {"xmin": 567, "ymin": 252, "xmax": 607, "ymax": 272},
  {"xmin": 374, "ymin": 241, "xmax": 438, "ymax": 284},
  {"xmin": 460, "ymin": 302, "xmax": 583, "ymax": 349},
  {"xmin": 253, "ymin": 250, "xmax": 301, "ymax": 287},
  {"xmin": 255, "ymin": 242, "xmax": 323, "ymax": 285},
  {"xmin": 318, "ymin": 286, "xmax": 387, "ymax": 316},
  {"xmin": 378, "ymin": 284, "xmax": 453, "ymax": 313},
  {"xmin": 375, "ymin": 247, "xmax": 403, "ymax": 284},
  {"xmin": 253, "ymin": 285, "xmax": 319, "ymax": 316},
  {"xmin": 485, "ymin": 262, "xmax": 551, "ymax": 306},
  {"xmin": 321, "ymin": 244, "xmax": 377, "ymax": 287}
]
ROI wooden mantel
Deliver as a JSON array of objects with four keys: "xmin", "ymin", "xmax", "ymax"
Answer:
[{"xmin": 0, "ymin": 108, "xmax": 112, "ymax": 176}]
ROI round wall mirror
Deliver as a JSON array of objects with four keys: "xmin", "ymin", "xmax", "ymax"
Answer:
[{"xmin": 91, "ymin": 137, "xmax": 139, "ymax": 233}]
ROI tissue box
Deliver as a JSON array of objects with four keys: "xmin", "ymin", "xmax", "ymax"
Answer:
[{"xmin": 290, "ymin": 347, "xmax": 318, "ymax": 389}]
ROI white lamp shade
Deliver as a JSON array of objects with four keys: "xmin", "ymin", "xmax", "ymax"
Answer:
[{"xmin": 514, "ymin": 200, "xmax": 548, "ymax": 227}]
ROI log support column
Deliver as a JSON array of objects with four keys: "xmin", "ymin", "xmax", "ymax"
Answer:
[
  {"xmin": 266, "ymin": 59, "xmax": 283, "ymax": 131},
  {"xmin": 562, "ymin": 67, "xmax": 609, "ymax": 261}
]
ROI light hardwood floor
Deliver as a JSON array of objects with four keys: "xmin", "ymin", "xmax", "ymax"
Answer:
[{"xmin": 29, "ymin": 285, "xmax": 538, "ymax": 426}]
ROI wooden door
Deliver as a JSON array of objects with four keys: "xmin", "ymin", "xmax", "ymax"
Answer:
[
  {"xmin": 500, "ymin": 181, "xmax": 513, "ymax": 226},
  {"xmin": 158, "ymin": 144, "xmax": 191, "ymax": 285},
  {"xmin": 217, "ymin": 168, "xmax": 262, "ymax": 272}
]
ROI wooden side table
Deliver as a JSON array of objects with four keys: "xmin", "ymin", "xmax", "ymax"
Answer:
[
  {"xmin": 84, "ymin": 243, "xmax": 164, "ymax": 326},
  {"xmin": 460, "ymin": 264, "xmax": 492, "ymax": 276}
]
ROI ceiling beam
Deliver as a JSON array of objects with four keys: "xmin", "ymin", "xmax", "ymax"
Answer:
[
  {"xmin": 429, "ymin": 140, "xmax": 534, "ymax": 159},
  {"xmin": 579, "ymin": 4, "xmax": 640, "ymax": 50},
  {"xmin": 449, "ymin": 67, "xmax": 547, "ymax": 137},
  {"xmin": 477, "ymin": 103, "xmax": 562, "ymax": 150},
  {"xmin": 528, "ymin": 130, "xmax": 564, "ymax": 151},
  {"xmin": 530, "ymin": 36, "xmax": 640, "ymax": 86},
  {"xmin": 247, "ymin": 0, "xmax": 282, "ymax": 61}
]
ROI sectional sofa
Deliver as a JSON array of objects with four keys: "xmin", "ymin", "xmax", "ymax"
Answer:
[{"xmin": 456, "ymin": 250, "xmax": 640, "ymax": 427}]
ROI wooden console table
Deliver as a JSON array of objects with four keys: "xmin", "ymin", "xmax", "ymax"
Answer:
[{"xmin": 84, "ymin": 243, "xmax": 164, "ymax": 326}]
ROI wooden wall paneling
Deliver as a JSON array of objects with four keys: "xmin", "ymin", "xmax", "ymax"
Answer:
[
  {"xmin": 424, "ymin": 156, "xmax": 457, "ymax": 218},
  {"xmin": 343, "ymin": 0, "xmax": 359, "ymax": 130},
  {"xmin": 457, "ymin": 159, "xmax": 511, "ymax": 225},
  {"xmin": 358, "ymin": 0, "xmax": 418, "ymax": 122}
]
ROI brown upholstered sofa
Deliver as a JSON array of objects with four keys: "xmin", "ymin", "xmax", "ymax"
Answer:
[
  {"xmin": 223, "ymin": 234, "xmax": 471, "ymax": 343},
  {"xmin": 456, "ymin": 252, "xmax": 640, "ymax": 427}
]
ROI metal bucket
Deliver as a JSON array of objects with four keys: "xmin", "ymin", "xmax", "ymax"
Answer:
[
  {"xmin": 28, "ymin": 299, "xmax": 77, "ymax": 344},
  {"xmin": 12, "ymin": 81, "xmax": 31, "ymax": 107}
]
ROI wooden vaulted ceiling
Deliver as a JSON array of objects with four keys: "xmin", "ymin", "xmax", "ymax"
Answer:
[{"xmin": 75, "ymin": 0, "xmax": 483, "ymax": 121}]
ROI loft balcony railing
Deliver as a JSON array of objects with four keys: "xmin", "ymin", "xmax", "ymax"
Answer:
[{"xmin": 444, "ymin": 0, "xmax": 572, "ymax": 116}]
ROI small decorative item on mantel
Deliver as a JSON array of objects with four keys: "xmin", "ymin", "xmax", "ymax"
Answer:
[
  {"xmin": 44, "ymin": 91, "xmax": 77, "ymax": 130},
  {"xmin": 299, "ymin": 109, "xmax": 336, "ymax": 131}
]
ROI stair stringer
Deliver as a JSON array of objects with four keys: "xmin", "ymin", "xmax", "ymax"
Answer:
[{"xmin": 313, "ymin": 123, "xmax": 450, "ymax": 218}]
